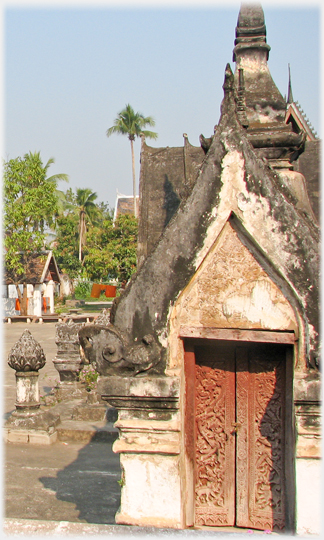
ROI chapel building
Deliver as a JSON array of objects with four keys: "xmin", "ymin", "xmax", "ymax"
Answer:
[{"xmin": 81, "ymin": 4, "xmax": 321, "ymax": 535}]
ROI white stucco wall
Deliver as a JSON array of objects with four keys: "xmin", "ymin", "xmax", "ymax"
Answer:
[
  {"xmin": 3, "ymin": 298, "xmax": 16, "ymax": 316},
  {"xmin": 296, "ymin": 458, "xmax": 322, "ymax": 536},
  {"xmin": 116, "ymin": 453, "xmax": 182, "ymax": 528}
]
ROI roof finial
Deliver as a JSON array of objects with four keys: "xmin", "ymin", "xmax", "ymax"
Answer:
[
  {"xmin": 287, "ymin": 63, "xmax": 294, "ymax": 104},
  {"xmin": 233, "ymin": 3, "xmax": 270, "ymax": 62}
]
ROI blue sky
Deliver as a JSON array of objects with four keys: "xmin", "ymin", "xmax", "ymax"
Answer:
[{"xmin": 3, "ymin": 1, "xmax": 321, "ymax": 210}]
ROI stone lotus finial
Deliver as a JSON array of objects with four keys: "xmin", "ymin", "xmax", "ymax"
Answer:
[
  {"xmin": 8, "ymin": 330, "xmax": 46, "ymax": 372},
  {"xmin": 94, "ymin": 309, "xmax": 110, "ymax": 326}
]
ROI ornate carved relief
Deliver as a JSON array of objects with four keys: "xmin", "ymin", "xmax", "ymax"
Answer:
[
  {"xmin": 199, "ymin": 224, "xmax": 295, "ymax": 330},
  {"xmin": 79, "ymin": 325, "xmax": 163, "ymax": 376},
  {"xmin": 8, "ymin": 329, "xmax": 46, "ymax": 372},
  {"xmin": 194, "ymin": 346, "xmax": 235, "ymax": 526},
  {"xmin": 236, "ymin": 344, "xmax": 286, "ymax": 531},
  {"xmin": 194, "ymin": 343, "xmax": 287, "ymax": 531}
]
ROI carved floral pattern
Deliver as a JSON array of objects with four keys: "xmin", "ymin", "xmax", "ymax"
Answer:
[
  {"xmin": 195, "ymin": 348, "xmax": 235, "ymax": 526},
  {"xmin": 194, "ymin": 343, "xmax": 286, "ymax": 531},
  {"xmin": 174, "ymin": 223, "xmax": 296, "ymax": 333},
  {"xmin": 250, "ymin": 355, "xmax": 285, "ymax": 529}
]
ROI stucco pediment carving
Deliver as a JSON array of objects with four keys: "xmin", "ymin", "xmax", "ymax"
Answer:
[
  {"xmin": 79, "ymin": 324, "xmax": 163, "ymax": 376},
  {"xmin": 173, "ymin": 222, "xmax": 298, "ymax": 332}
]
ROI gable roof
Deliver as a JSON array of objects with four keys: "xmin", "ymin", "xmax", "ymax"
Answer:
[
  {"xmin": 285, "ymin": 102, "xmax": 318, "ymax": 142},
  {"xmin": 113, "ymin": 192, "xmax": 139, "ymax": 222},
  {"xmin": 5, "ymin": 250, "xmax": 61, "ymax": 285},
  {"xmin": 111, "ymin": 65, "xmax": 319, "ymax": 369}
]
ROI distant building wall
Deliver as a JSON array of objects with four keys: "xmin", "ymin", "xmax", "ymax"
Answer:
[
  {"xmin": 294, "ymin": 140, "xmax": 321, "ymax": 223},
  {"xmin": 137, "ymin": 139, "xmax": 205, "ymax": 266}
]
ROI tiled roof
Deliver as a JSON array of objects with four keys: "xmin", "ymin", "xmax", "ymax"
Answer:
[
  {"xmin": 285, "ymin": 102, "xmax": 318, "ymax": 141},
  {"xmin": 113, "ymin": 193, "xmax": 139, "ymax": 222},
  {"xmin": 4, "ymin": 251, "xmax": 61, "ymax": 285}
]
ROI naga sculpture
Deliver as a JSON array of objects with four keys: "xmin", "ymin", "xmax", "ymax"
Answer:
[{"xmin": 79, "ymin": 323, "xmax": 162, "ymax": 377}]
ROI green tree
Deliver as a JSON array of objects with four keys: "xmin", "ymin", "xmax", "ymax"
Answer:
[
  {"xmin": 82, "ymin": 213, "xmax": 138, "ymax": 283},
  {"xmin": 52, "ymin": 213, "xmax": 82, "ymax": 282},
  {"xmin": 106, "ymin": 104, "xmax": 158, "ymax": 217},
  {"xmin": 32, "ymin": 151, "xmax": 69, "ymax": 223},
  {"xmin": 4, "ymin": 152, "xmax": 66, "ymax": 315}
]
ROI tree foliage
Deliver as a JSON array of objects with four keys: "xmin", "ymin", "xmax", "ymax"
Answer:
[
  {"xmin": 106, "ymin": 104, "xmax": 158, "ymax": 142},
  {"xmin": 3, "ymin": 152, "xmax": 66, "ymax": 314},
  {"xmin": 52, "ymin": 213, "xmax": 82, "ymax": 279},
  {"xmin": 82, "ymin": 213, "xmax": 138, "ymax": 283},
  {"xmin": 53, "ymin": 189, "xmax": 138, "ymax": 286},
  {"xmin": 4, "ymin": 153, "xmax": 138, "ymax": 310},
  {"xmin": 63, "ymin": 187, "xmax": 99, "ymax": 261}
]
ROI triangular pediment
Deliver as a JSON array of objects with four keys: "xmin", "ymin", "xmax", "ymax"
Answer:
[{"xmin": 171, "ymin": 221, "xmax": 297, "ymax": 334}]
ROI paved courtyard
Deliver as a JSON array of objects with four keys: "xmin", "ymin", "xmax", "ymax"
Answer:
[
  {"xmin": 2, "ymin": 323, "xmax": 276, "ymax": 537},
  {"xmin": 3, "ymin": 321, "xmax": 122, "ymax": 527}
]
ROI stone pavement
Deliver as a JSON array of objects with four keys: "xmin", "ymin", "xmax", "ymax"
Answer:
[{"xmin": 2, "ymin": 323, "xmax": 267, "ymax": 538}]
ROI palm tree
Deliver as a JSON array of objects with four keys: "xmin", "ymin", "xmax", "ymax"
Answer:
[
  {"xmin": 64, "ymin": 188, "xmax": 98, "ymax": 262},
  {"xmin": 106, "ymin": 104, "xmax": 158, "ymax": 217},
  {"xmin": 76, "ymin": 188, "xmax": 99, "ymax": 261}
]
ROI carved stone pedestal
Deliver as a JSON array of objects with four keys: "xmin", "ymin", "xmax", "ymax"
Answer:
[
  {"xmin": 5, "ymin": 330, "xmax": 60, "ymax": 444},
  {"xmin": 98, "ymin": 375, "xmax": 183, "ymax": 528},
  {"xmin": 51, "ymin": 381, "xmax": 84, "ymax": 402},
  {"xmin": 50, "ymin": 320, "xmax": 86, "ymax": 404},
  {"xmin": 53, "ymin": 320, "xmax": 85, "ymax": 383},
  {"xmin": 5, "ymin": 407, "xmax": 60, "ymax": 445}
]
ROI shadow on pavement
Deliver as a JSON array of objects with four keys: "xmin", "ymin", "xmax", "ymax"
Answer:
[{"xmin": 40, "ymin": 437, "xmax": 121, "ymax": 524}]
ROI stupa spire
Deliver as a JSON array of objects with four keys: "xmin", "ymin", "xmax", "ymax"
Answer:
[{"xmin": 233, "ymin": 3, "xmax": 270, "ymax": 62}]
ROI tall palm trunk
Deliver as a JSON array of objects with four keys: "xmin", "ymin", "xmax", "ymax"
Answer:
[
  {"xmin": 130, "ymin": 138, "xmax": 137, "ymax": 217},
  {"xmin": 79, "ymin": 211, "xmax": 85, "ymax": 261}
]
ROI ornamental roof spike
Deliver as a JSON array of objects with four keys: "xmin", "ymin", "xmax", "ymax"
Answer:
[{"xmin": 287, "ymin": 64, "xmax": 294, "ymax": 104}]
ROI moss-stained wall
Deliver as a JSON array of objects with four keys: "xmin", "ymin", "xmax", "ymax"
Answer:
[
  {"xmin": 295, "ymin": 140, "xmax": 321, "ymax": 223},
  {"xmin": 137, "ymin": 140, "xmax": 204, "ymax": 266}
]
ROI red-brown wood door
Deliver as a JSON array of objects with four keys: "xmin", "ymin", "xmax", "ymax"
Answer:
[{"xmin": 193, "ymin": 341, "xmax": 287, "ymax": 532}]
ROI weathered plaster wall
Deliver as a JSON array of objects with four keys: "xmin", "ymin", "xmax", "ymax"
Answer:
[
  {"xmin": 233, "ymin": 5, "xmax": 286, "ymax": 125},
  {"xmin": 295, "ymin": 140, "xmax": 321, "ymax": 223},
  {"xmin": 116, "ymin": 453, "xmax": 182, "ymax": 528},
  {"xmin": 137, "ymin": 140, "xmax": 204, "ymax": 266},
  {"xmin": 295, "ymin": 459, "xmax": 321, "ymax": 535}
]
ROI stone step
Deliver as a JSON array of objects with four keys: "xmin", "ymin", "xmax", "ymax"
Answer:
[{"xmin": 56, "ymin": 420, "xmax": 119, "ymax": 443}]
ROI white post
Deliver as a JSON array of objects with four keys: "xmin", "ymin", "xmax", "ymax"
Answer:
[
  {"xmin": 46, "ymin": 280, "xmax": 55, "ymax": 313},
  {"xmin": 33, "ymin": 287, "xmax": 42, "ymax": 317}
]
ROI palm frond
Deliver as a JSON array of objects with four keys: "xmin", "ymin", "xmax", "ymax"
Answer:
[
  {"xmin": 46, "ymin": 173, "xmax": 69, "ymax": 184},
  {"xmin": 141, "ymin": 130, "xmax": 158, "ymax": 140},
  {"xmin": 106, "ymin": 104, "xmax": 158, "ymax": 141}
]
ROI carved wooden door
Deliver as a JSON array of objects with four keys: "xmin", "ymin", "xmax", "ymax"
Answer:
[{"xmin": 194, "ymin": 342, "xmax": 286, "ymax": 532}]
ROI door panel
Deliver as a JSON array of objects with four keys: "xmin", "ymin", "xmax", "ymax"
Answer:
[
  {"xmin": 193, "ymin": 341, "xmax": 287, "ymax": 531},
  {"xmin": 195, "ymin": 345, "xmax": 235, "ymax": 526},
  {"xmin": 236, "ymin": 344, "xmax": 286, "ymax": 531}
]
